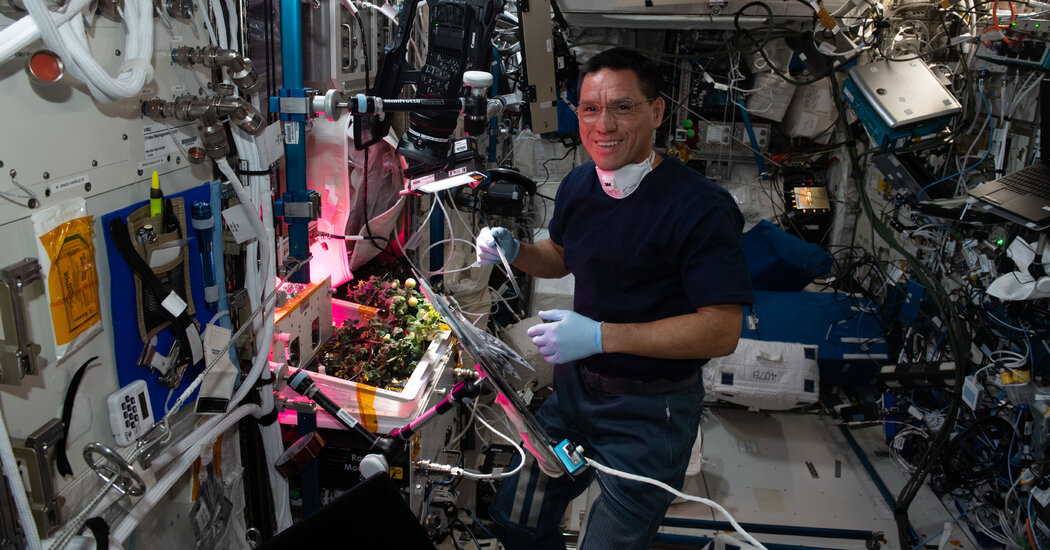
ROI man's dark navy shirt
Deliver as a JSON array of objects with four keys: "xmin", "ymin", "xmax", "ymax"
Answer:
[{"xmin": 548, "ymin": 155, "xmax": 754, "ymax": 381}]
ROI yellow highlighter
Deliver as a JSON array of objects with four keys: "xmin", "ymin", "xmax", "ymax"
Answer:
[{"xmin": 149, "ymin": 171, "xmax": 163, "ymax": 217}]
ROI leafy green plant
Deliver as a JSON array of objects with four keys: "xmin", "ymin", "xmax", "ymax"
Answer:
[{"xmin": 320, "ymin": 276, "xmax": 445, "ymax": 390}]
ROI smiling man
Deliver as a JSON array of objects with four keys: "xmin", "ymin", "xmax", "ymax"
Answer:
[{"xmin": 477, "ymin": 47, "xmax": 754, "ymax": 550}]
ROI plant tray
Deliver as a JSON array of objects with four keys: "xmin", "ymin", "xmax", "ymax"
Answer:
[{"xmin": 278, "ymin": 298, "xmax": 454, "ymax": 434}]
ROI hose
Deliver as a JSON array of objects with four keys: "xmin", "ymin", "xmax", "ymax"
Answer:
[
  {"xmin": 0, "ymin": 405, "xmax": 43, "ymax": 550},
  {"xmin": 0, "ymin": 0, "xmax": 91, "ymax": 63},
  {"xmin": 112, "ymin": 404, "xmax": 262, "ymax": 542}
]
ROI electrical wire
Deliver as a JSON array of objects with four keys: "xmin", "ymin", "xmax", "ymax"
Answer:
[
  {"xmin": 586, "ymin": 458, "xmax": 767, "ymax": 550},
  {"xmin": 919, "ymin": 78, "xmax": 994, "ymax": 200}
]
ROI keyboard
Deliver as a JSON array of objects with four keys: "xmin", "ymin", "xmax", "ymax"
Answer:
[{"xmin": 1000, "ymin": 163, "xmax": 1050, "ymax": 196}]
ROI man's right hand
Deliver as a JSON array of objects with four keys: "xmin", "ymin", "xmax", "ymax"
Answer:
[{"xmin": 476, "ymin": 226, "xmax": 520, "ymax": 266}]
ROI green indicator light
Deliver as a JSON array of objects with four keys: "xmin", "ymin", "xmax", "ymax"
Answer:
[
  {"xmin": 1037, "ymin": 23, "xmax": 1041, "ymax": 27},
  {"xmin": 997, "ymin": 238, "xmax": 1005, "ymax": 246}
]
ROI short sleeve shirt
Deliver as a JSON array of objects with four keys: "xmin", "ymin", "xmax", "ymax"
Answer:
[{"xmin": 548, "ymin": 155, "xmax": 754, "ymax": 380}]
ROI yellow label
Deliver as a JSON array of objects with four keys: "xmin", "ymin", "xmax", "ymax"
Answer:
[
  {"xmin": 355, "ymin": 383, "xmax": 379, "ymax": 432},
  {"xmin": 39, "ymin": 217, "xmax": 100, "ymax": 345},
  {"xmin": 389, "ymin": 466, "xmax": 404, "ymax": 480}
]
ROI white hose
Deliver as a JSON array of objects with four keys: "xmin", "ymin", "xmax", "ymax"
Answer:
[
  {"xmin": 224, "ymin": 0, "xmax": 240, "ymax": 53},
  {"xmin": 196, "ymin": 0, "xmax": 219, "ymax": 46},
  {"xmin": 217, "ymin": 160, "xmax": 275, "ymax": 406},
  {"xmin": 227, "ymin": 113, "xmax": 290, "ymax": 531},
  {"xmin": 22, "ymin": 0, "xmax": 154, "ymax": 102},
  {"xmin": 0, "ymin": 407, "xmax": 43, "ymax": 550},
  {"xmin": 0, "ymin": 0, "xmax": 92, "ymax": 63},
  {"xmin": 112, "ymin": 404, "xmax": 262, "ymax": 542},
  {"xmin": 209, "ymin": 0, "xmax": 228, "ymax": 50}
]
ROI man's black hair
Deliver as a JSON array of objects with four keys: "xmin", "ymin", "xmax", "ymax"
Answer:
[{"xmin": 577, "ymin": 47, "xmax": 663, "ymax": 100}]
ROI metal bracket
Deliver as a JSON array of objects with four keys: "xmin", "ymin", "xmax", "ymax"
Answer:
[
  {"xmin": 275, "ymin": 192, "xmax": 321, "ymax": 221},
  {"xmin": 132, "ymin": 420, "xmax": 171, "ymax": 470},
  {"xmin": 278, "ymin": 96, "xmax": 312, "ymax": 115},
  {"xmin": 12, "ymin": 418, "xmax": 66, "ymax": 536},
  {"xmin": 280, "ymin": 201, "xmax": 316, "ymax": 219},
  {"xmin": 0, "ymin": 258, "xmax": 43, "ymax": 385}
]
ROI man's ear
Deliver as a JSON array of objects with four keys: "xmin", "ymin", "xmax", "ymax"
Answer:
[{"xmin": 651, "ymin": 96, "xmax": 666, "ymax": 125}]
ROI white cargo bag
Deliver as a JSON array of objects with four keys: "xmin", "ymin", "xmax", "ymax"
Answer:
[{"xmin": 702, "ymin": 339, "xmax": 819, "ymax": 410}]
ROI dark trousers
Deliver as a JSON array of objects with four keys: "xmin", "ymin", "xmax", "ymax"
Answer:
[{"xmin": 490, "ymin": 363, "xmax": 704, "ymax": 550}]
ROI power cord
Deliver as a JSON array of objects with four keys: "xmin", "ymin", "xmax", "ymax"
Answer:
[{"xmin": 586, "ymin": 457, "xmax": 768, "ymax": 549}]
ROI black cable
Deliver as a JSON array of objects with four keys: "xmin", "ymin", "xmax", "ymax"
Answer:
[{"xmin": 734, "ymin": 1, "xmax": 775, "ymax": 55}]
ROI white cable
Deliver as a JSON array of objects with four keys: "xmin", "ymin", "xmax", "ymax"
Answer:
[
  {"xmin": 113, "ymin": 404, "xmax": 262, "ymax": 542},
  {"xmin": 357, "ymin": 1, "xmax": 397, "ymax": 22},
  {"xmin": 195, "ymin": 0, "xmax": 218, "ymax": 45},
  {"xmin": 447, "ymin": 397, "xmax": 480, "ymax": 447},
  {"xmin": 424, "ymin": 412, "xmax": 526, "ymax": 480},
  {"xmin": 0, "ymin": 406, "xmax": 43, "ymax": 550},
  {"xmin": 223, "ymin": 0, "xmax": 239, "ymax": 53},
  {"xmin": 586, "ymin": 458, "xmax": 769, "ymax": 550},
  {"xmin": 219, "ymin": 151, "xmax": 276, "ymax": 409},
  {"xmin": 209, "ymin": 0, "xmax": 228, "ymax": 50}
]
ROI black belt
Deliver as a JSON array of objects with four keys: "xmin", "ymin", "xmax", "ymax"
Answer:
[{"xmin": 581, "ymin": 367, "xmax": 699, "ymax": 394}]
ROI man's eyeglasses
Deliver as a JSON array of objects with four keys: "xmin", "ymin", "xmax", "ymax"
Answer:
[{"xmin": 575, "ymin": 98, "xmax": 657, "ymax": 123}]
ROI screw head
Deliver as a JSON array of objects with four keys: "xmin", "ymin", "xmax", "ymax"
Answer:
[
  {"xmin": 137, "ymin": 169, "xmax": 143, "ymax": 176},
  {"xmin": 45, "ymin": 188, "xmax": 51, "ymax": 197},
  {"xmin": 115, "ymin": 49, "xmax": 122, "ymax": 56},
  {"xmin": 91, "ymin": 160, "xmax": 98, "ymax": 167},
  {"xmin": 27, "ymin": 198, "xmax": 38, "ymax": 208},
  {"xmin": 43, "ymin": 172, "xmax": 49, "ymax": 179},
  {"xmin": 84, "ymin": 182, "xmax": 91, "ymax": 192},
  {"xmin": 122, "ymin": 134, "xmax": 128, "ymax": 140}
]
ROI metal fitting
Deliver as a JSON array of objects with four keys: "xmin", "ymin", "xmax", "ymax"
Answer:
[{"xmin": 172, "ymin": 46, "xmax": 263, "ymax": 96}]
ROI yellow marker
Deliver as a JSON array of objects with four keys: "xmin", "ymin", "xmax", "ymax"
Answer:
[{"xmin": 149, "ymin": 171, "xmax": 163, "ymax": 217}]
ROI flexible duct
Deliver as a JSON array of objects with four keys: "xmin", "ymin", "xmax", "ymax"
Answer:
[
  {"xmin": 0, "ymin": 406, "xmax": 43, "ymax": 550},
  {"xmin": 112, "ymin": 404, "xmax": 262, "ymax": 543}
]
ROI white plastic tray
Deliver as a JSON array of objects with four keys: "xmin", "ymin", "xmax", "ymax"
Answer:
[{"xmin": 278, "ymin": 300, "xmax": 454, "ymax": 435}]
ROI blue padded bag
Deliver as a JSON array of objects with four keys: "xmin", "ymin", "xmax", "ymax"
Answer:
[{"xmin": 741, "ymin": 220, "xmax": 833, "ymax": 291}]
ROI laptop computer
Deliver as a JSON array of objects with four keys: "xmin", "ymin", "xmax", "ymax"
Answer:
[
  {"xmin": 967, "ymin": 79, "xmax": 1050, "ymax": 230},
  {"xmin": 848, "ymin": 59, "xmax": 963, "ymax": 129}
]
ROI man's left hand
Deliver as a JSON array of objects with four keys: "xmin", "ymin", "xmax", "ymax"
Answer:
[{"xmin": 527, "ymin": 310, "xmax": 604, "ymax": 364}]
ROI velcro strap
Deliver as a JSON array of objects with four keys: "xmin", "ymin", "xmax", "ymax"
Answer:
[{"xmin": 255, "ymin": 407, "xmax": 279, "ymax": 426}]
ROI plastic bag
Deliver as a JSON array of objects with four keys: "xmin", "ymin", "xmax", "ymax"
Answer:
[{"xmin": 32, "ymin": 198, "xmax": 102, "ymax": 359}]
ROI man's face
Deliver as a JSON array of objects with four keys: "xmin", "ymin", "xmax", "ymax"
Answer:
[{"xmin": 577, "ymin": 68, "xmax": 665, "ymax": 171}]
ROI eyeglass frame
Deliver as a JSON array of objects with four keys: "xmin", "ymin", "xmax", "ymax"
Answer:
[{"xmin": 573, "ymin": 96, "xmax": 660, "ymax": 123}]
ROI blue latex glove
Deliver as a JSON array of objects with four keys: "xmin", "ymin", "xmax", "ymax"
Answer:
[
  {"xmin": 527, "ymin": 310, "xmax": 604, "ymax": 364},
  {"xmin": 475, "ymin": 226, "xmax": 519, "ymax": 266}
]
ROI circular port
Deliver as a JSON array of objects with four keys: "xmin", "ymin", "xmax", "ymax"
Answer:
[{"xmin": 26, "ymin": 50, "xmax": 63, "ymax": 84}]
